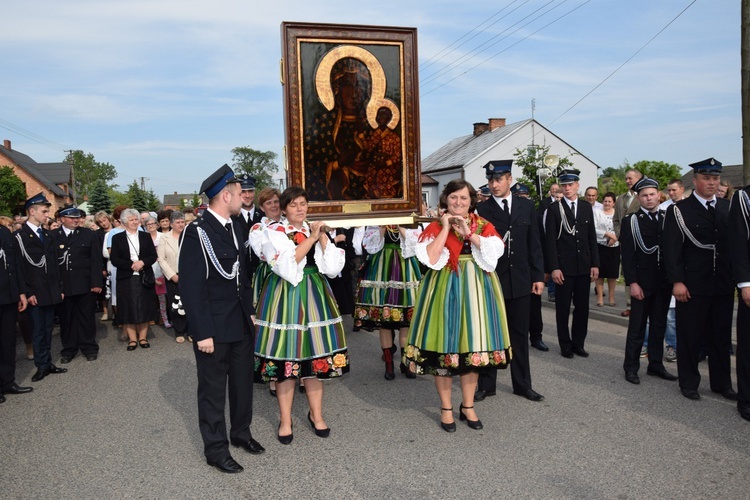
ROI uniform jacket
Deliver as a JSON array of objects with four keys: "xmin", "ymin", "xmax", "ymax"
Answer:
[
  {"xmin": 53, "ymin": 226, "xmax": 103, "ymax": 296},
  {"xmin": 662, "ymin": 194, "xmax": 733, "ymax": 296},
  {"xmin": 620, "ymin": 209, "xmax": 669, "ymax": 294},
  {"xmin": 179, "ymin": 211, "xmax": 255, "ymax": 343},
  {"xmin": 728, "ymin": 187, "xmax": 750, "ymax": 285},
  {"xmin": 477, "ymin": 196, "xmax": 544, "ymax": 299},
  {"xmin": 544, "ymin": 198, "xmax": 600, "ymax": 275},
  {"xmin": 0, "ymin": 225, "xmax": 25, "ymax": 306},
  {"xmin": 109, "ymin": 231, "xmax": 157, "ymax": 281},
  {"xmin": 13, "ymin": 223, "xmax": 63, "ymax": 306},
  {"xmin": 234, "ymin": 207, "xmax": 264, "ymax": 274}
]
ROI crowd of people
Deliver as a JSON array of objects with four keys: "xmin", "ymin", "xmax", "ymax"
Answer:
[{"xmin": 1, "ymin": 158, "xmax": 748, "ymax": 473}]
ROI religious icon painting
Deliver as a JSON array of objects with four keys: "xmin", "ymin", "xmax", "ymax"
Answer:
[{"xmin": 281, "ymin": 22, "xmax": 422, "ymax": 222}]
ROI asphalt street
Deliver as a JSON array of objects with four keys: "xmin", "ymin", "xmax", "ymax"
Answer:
[{"xmin": 2, "ymin": 289, "xmax": 748, "ymax": 499}]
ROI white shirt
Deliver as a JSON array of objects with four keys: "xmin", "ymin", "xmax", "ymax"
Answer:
[
  {"xmin": 207, "ymin": 207, "xmax": 238, "ymax": 249},
  {"xmin": 493, "ymin": 194, "xmax": 512, "ymax": 214}
]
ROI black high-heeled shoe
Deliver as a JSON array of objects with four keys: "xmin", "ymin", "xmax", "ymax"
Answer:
[
  {"xmin": 268, "ymin": 383, "xmax": 277, "ymax": 397},
  {"xmin": 307, "ymin": 411, "xmax": 330, "ymax": 438},
  {"xmin": 459, "ymin": 404, "xmax": 483, "ymax": 430},
  {"xmin": 440, "ymin": 407, "xmax": 456, "ymax": 433},
  {"xmin": 277, "ymin": 423, "xmax": 293, "ymax": 445},
  {"xmin": 298, "ymin": 380, "xmax": 306, "ymax": 394},
  {"xmin": 399, "ymin": 362, "xmax": 416, "ymax": 379}
]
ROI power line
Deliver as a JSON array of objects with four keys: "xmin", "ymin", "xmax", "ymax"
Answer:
[
  {"xmin": 0, "ymin": 117, "xmax": 70, "ymax": 153},
  {"xmin": 549, "ymin": 0, "xmax": 698, "ymax": 125},
  {"xmin": 422, "ymin": 0, "xmax": 589, "ymax": 96},
  {"xmin": 421, "ymin": 0, "xmax": 558, "ymax": 86},
  {"xmin": 419, "ymin": 0, "xmax": 529, "ymax": 72}
]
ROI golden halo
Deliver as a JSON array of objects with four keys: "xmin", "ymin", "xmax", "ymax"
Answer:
[{"xmin": 314, "ymin": 45, "xmax": 400, "ymax": 130}]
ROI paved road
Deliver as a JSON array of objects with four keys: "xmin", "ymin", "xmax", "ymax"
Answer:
[{"xmin": 2, "ymin": 300, "xmax": 748, "ymax": 499}]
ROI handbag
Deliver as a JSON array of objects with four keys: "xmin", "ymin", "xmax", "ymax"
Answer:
[
  {"xmin": 127, "ymin": 234, "xmax": 156, "ymax": 288},
  {"xmin": 140, "ymin": 267, "xmax": 155, "ymax": 289}
]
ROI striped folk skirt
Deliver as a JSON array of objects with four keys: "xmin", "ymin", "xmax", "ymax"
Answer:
[
  {"xmin": 254, "ymin": 266, "xmax": 349, "ymax": 382},
  {"xmin": 252, "ymin": 261, "xmax": 272, "ymax": 308},
  {"xmin": 404, "ymin": 254, "xmax": 511, "ymax": 376},
  {"xmin": 354, "ymin": 243, "xmax": 422, "ymax": 331}
]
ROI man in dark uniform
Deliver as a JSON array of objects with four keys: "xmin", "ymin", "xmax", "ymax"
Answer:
[
  {"xmin": 13, "ymin": 193, "xmax": 68, "ymax": 382},
  {"xmin": 729, "ymin": 184, "xmax": 750, "ymax": 421},
  {"xmin": 235, "ymin": 175, "xmax": 263, "ymax": 239},
  {"xmin": 544, "ymin": 169, "xmax": 600, "ymax": 358},
  {"xmin": 0, "ymin": 223, "xmax": 33, "ymax": 402},
  {"xmin": 620, "ymin": 177, "xmax": 678, "ymax": 384},
  {"xmin": 662, "ymin": 158, "xmax": 735, "ymax": 401},
  {"xmin": 179, "ymin": 164, "xmax": 264, "ymax": 473},
  {"xmin": 476, "ymin": 160, "xmax": 545, "ymax": 402},
  {"xmin": 54, "ymin": 205, "xmax": 103, "ymax": 363}
]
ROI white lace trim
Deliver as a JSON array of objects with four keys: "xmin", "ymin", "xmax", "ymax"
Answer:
[
  {"xmin": 415, "ymin": 237, "xmax": 450, "ymax": 270},
  {"xmin": 472, "ymin": 234, "xmax": 504, "ymax": 272},
  {"xmin": 358, "ymin": 279, "xmax": 420, "ymax": 289},
  {"xmin": 254, "ymin": 316, "xmax": 343, "ymax": 331}
]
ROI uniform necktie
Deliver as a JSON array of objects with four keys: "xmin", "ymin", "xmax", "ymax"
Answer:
[
  {"xmin": 224, "ymin": 222, "xmax": 232, "ymax": 232},
  {"xmin": 570, "ymin": 202, "xmax": 576, "ymax": 219},
  {"xmin": 706, "ymin": 200, "xmax": 715, "ymax": 219},
  {"xmin": 649, "ymin": 211, "xmax": 656, "ymax": 222},
  {"xmin": 37, "ymin": 227, "xmax": 44, "ymax": 242},
  {"xmin": 502, "ymin": 199, "xmax": 509, "ymax": 217}
]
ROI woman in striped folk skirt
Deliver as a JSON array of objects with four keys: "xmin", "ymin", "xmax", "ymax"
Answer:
[
  {"xmin": 253, "ymin": 186, "xmax": 348, "ymax": 444},
  {"xmin": 355, "ymin": 225, "xmax": 422, "ymax": 380},
  {"xmin": 249, "ymin": 187, "xmax": 282, "ymax": 309},
  {"xmin": 404, "ymin": 180, "xmax": 510, "ymax": 433}
]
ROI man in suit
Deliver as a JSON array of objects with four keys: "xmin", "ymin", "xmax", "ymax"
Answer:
[
  {"xmin": 13, "ymin": 193, "xmax": 68, "ymax": 382},
  {"xmin": 544, "ymin": 169, "xmax": 600, "ymax": 358},
  {"xmin": 729, "ymin": 185, "xmax": 750, "ymax": 421},
  {"xmin": 613, "ymin": 169, "xmax": 643, "ymax": 318},
  {"xmin": 179, "ymin": 164, "xmax": 264, "ymax": 473},
  {"xmin": 662, "ymin": 158, "xmax": 735, "ymax": 401},
  {"xmin": 476, "ymin": 160, "xmax": 545, "ymax": 402},
  {"xmin": 235, "ymin": 175, "xmax": 263, "ymax": 239},
  {"xmin": 0, "ymin": 224, "xmax": 33, "ymax": 402},
  {"xmin": 537, "ymin": 183, "xmax": 560, "ymax": 216},
  {"xmin": 54, "ymin": 205, "xmax": 103, "ymax": 363},
  {"xmin": 620, "ymin": 177, "xmax": 677, "ymax": 384},
  {"xmin": 538, "ymin": 183, "xmax": 560, "ymax": 302}
]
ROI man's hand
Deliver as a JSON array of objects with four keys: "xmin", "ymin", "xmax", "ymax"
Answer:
[
  {"xmin": 741, "ymin": 287, "xmax": 750, "ymax": 308},
  {"xmin": 531, "ymin": 282, "xmax": 544, "ymax": 295},
  {"xmin": 590, "ymin": 267, "xmax": 599, "ymax": 281},
  {"xmin": 28, "ymin": 295, "xmax": 38, "ymax": 306},
  {"xmin": 630, "ymin": 283, "xmax": 644, "ymax": 301},
  {"xmin": 91, "ymin": 287, "xmax": 102, "ymax": 294},
  {"xmin": 197, "ymin": 338, "xmax": 214, "ymax": 354},
  {"xmin": 552, "ymin": 269, "xmax": 564, "ymax": 285},
  {"xmin": 18, "ymin": 294, "xmax": 27, "ymax": 312},
  {"xmin": 673, "ymin": 282, "xmax": 690, "ymax": 302}
]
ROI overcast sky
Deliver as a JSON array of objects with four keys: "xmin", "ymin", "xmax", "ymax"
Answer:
[{"xmin": 0, "ymin": 0, "xmax": 740, "ymax": 198}]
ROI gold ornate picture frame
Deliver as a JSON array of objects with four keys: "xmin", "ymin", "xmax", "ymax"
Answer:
[{"xmin": 281, "ymin": 22, "xmax": 421, "ymax": 223}]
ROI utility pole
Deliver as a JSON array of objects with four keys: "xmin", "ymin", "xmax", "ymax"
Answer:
[
  {"xmin": 742, "ymin": 0, "xmax": 749, "ymax": 185},
  {"xmin": 140, "ymin": 176, "xmax": 148, "ymax": 191}
]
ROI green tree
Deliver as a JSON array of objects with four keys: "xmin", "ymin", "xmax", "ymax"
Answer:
[
  {"xmin": 231, "ymin": 147, "xmax": 279, "ymax": 190},
  {"xmin": 125, "ymin": 181, "xmax": 149, "ymax": 212},
  {"xmin": 191, "ymin": 193, "xmax": 201, "ymax": 207},
  {"xmin": 0, "ymin": 166, "xmax": 27, "ymax": 216},
  {"xmin": 513, "ymin": 143, "xmax": 574, "ymax": 205},
  {"xmin": 109, "ymin": 188, "xmax": 130, "ymax": 209},
  {"xmin": 66, "ymin": 150, "xmax": 118, "ymax": 203},
  {"xmin": 88, "ymin": 179, "xmax": 113, "ymax": 213},
  {"xmin": 145, "ymin": 189, "xmax": 161, "ymax": 212}
]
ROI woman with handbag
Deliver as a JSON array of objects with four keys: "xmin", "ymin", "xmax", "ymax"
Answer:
[{"xmin": 110, "ymin": 208, "xmax": 159, "ymax": 350}]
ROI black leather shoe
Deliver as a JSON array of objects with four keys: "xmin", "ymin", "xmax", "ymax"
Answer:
[
  {"xmin": 531, "ymin": 340, "xmax": 549, "ymax": 352},
  {"xmin": 739, "ymin": 407, "xmax": 750, "ymax": 422},
  {"xmin": 474, "ymin": 389, "xmax": 496, "ymax": 401},
  {"xmin": 31, "ymin": 368, "xmax": 50, "ymax": 382},
  {"xmin": 681, "ymin": 389, "xmax": 700, "ymax": 400},
  {"xmin": 0, "ymin": 394, "xmax": 5, "ymax": 403},
  {"xmin": 277, "ymin": 423, "xmax": 293, "ymax": 445},
  {"xmin": 513, "ymin": 388, "xmax": 544, "ymax": 401},
  {"xmin": 307, "ymin": 411, "xmax": 330, "ymax": 438},
  {"xmin": 625, "ymin": 371, "xmax": 640, "ymax": 385},
  {"xmin": 59, "ymin": 357, "xmax": 73, "ymax": 364},
  {"xmin": 231, "ymin": 437, "xmax": 265, "ymax": 454},
  {"xmin": 2, "ymin": 383, "xmax": 33, "ymax": 395},
  {"xmin": 646, "ymin": 368, "xmax": 678, "ymax": 381},
  {"xmin": 459, "ymin": 404, "xmax": 483, "ymax": 430},
  {"xmin": 713, "ymin": 388, "xmax": 738, "ymax": 401},
  {"xmin": 86, "ymin": 354, "xmax": 98, "ymax": 361},
  {"xmin": 571, "ymin": 346, "xmax": 589, "ymax": 357},
  {"xmin": 440, "ymin": 407, "xmax": 456, "ymax": 433},
  {"xmin": 560, "ymin": 350, "xmax": 574, "ymax": 359},
  {"xmin": 400, "ymin": 362, "xmax": 417, "ymax": 379},
  {"xmin": 207, "ymin": 456, "xmax": 243, "ymax": 473},
  {"xmin": 48, "ymin": 364, "xmax": 67, "ymax": 374}
]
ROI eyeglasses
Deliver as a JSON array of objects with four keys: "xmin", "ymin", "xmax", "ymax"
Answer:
[{"xmin": 146, "ymin": 222, "xmax": 157, "ymax": 226}]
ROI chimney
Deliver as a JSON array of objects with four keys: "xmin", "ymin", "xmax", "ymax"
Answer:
[
  {"xmin": 3, "ymin": 139, "xmax": 10, "ymax": 150},
  {"xmin": 174, "ymin": 191, "xmax": 178, "ymax": 195},
  {"xmin": 473, "ymin": 122, "xmax": 490, "ymax": 136},
  {"xmin": 488, "ymin": 118, "xmax": 506, "ymax": 131}
]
